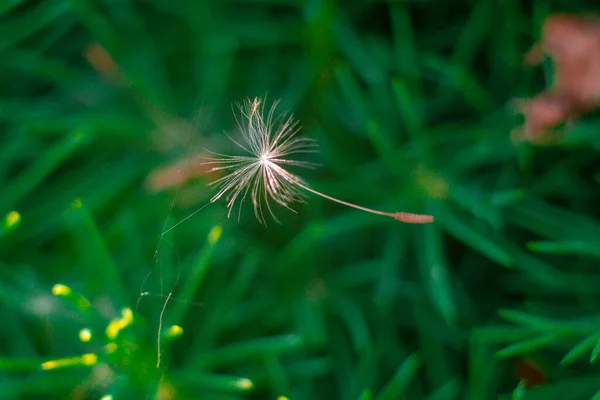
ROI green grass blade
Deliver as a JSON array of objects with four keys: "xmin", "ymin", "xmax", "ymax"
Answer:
[
  {"xmin": 561, "ymin": 333, "xmax": 600, "ymax": 366},
  {"xmin": 496, "ymin": 333, "xmax": 561, "ymax": 359},
  {"xmin": 0, "ymin": 131, "xmax": 89, "ymax": 213},
  {"xmin": 168, "ymin": 225, "xmax": 222, "ymax": 327},
  {"xmin": 375, "ymin": 353, "xmax": 421, "ymax": 400},
  {"xmin": 190, "ymin": 334, "xmax": 305, "ymax": 369}
]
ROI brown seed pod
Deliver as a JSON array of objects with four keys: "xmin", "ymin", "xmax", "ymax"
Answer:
[{"xmin": 394, "ymin": 212, "xmax": 435, "ymax": 224}]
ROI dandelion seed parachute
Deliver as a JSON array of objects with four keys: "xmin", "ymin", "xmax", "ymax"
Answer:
[{"xmin": 203, "ymin": 97, "xmax": 434, "ymax": 225}]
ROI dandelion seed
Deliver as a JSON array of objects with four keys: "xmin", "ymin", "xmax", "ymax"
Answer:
[{"xmin": 204, "ymin": 97, "xmax": 434, "ymax": 224}]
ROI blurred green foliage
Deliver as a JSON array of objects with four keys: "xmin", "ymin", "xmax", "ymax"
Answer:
[{"xmin": 3, "ymin": 0, "xmax": 600, "ymax": 399}]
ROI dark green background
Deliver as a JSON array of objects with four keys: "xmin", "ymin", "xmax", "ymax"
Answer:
[{"xmin": 3, "ymin": 0, "xmax": 600, "ymax": 399}]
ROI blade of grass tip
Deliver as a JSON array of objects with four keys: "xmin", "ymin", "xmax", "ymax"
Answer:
[
  {"xmin": 501, "ymin": 271, "xmax": 600, "ymax": 296},
  {"xmin": 443, "ymin": 128, "xmax": 515, "ymax": 172},
  {"xmin": 592, "ymin": 389, "xmax": 600, "ymax": 400},
  {"xmin": 66, "ymin": 198, "xmax": 127, "ymax": 306},
  {"xmin": 496, "ymin": 333, "xmax": 561, "ymax": 359},
  {"xmin": 498, "ymin": 309, "xmax": 560, "ymax": 329},
  {"xmin": 326, "ymin": 292, "xmax": 370, "ymax": 354},
  {"xmin": 527, "ymin": 240, "xmax": 600, "ymax": 258},
  {"xmin": 375, "ymin": 353, "xmax": 421, "ymax": 400},
  {"xmin": 561, "ymin": 332, "xmax": 600, "ymax": 366},
  {"xmin": 49, "ymin": 283, "xmax": 99, "ymax": 321},
  {"xmin": 168, "ymin": 225, "xmax": 222, "ymax": 327},
  {"xmin": 423, "ymin": 378, "xmax": 461, "ymax": 400},
  {"xmin": 513, "ymin": 375, "xmax": 600, "ymax": 399},
  {"xmin": 419, "ymin": 222, "xmax": 457, "ymax": 324},
  {"xmin": 0, "ymin": 130, "xmax": 89, "ymax": 213},
  {"xmin": 589, "ymin": 336, "xmax": 600, "ymax": 363},
  {"xmin": 498, "ymin": 309, "xmax": 597, "ymax": 333},
  {"xmin": 1, "ymin": 210, "xmax": 21, "ymax": 237},
  {"xmin": 490, "ymin": 189, "xmax": 525, "ymax": 207},
  {"xmin": 472, "ymin": 325, "xmax": 539, "ymax": 344},
  {"xmin": 173, "ymin": 372, "xmax": 254, "ymax": 394},
  {"xmin": 511, "ymin": 380, "xmax": 527, "ymax": 400},
  {"xmin": 508, "ymin": 250, "xmax": 562, "ymax": 288},
  {"xmin": 189, "ymin": 334, "xmax": 305, "ymax": 369},
  {"xmin": 509, "ymin": 199, "xmax": 600, "ymax": 242},
  {"xmin": 468, "ymin": 339, "xmax": 504, "ymax": 400}
]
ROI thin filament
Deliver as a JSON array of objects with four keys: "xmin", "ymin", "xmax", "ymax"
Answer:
[
  {"xmin": 294, "ymin": 181, "xmax": 434, "ymax": 224},
  {"xmin": 156, "ymin": 291, "xmax": 171, "ymax": 368}
]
